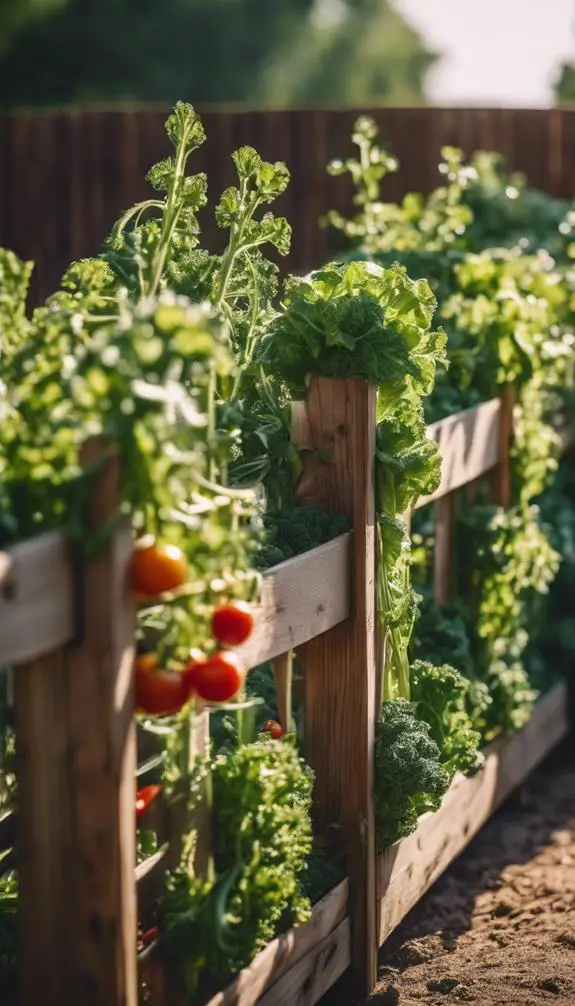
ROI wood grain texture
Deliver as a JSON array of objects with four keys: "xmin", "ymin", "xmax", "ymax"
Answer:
[
  {"xmin": 416, "ymin": 399, "xmax": 501, "ymax": 509},
  {"xmin": 293, "ymin": 376, "xmax": 378, "ymax": 995},
  {"xmin": 0, "ymin": 532, "xmax": 74, "ymax": 666},
  {"xmin": 136, "ymin": 850, "xmax": 167, "ymax": 913},
  {"xmin": 433, "ymin": 494, "xmax": 453, "ymax": 606},
  {"xmin": 377, "ymin": 682, "xmax": 568, "ymax": 946},
  {"xmin": 14, "ymin": 648, "xmax": 72, "ymax": 1005},
  {"xmin": 8, "ymin": 108, "xmax": 575, "ymax": 303},
  {"xmin": 489, "ymin": 386, "xmax": 515, "ymax": 508},
  {"xmin": 205, "ymin": 881, "xmax": 349, "ymax": 1006},
  {"xmin": 237, "ymin": 534, "xmax": 351, "ymax": 670},
  {"xmin": 27, "ymin": 442, "xmax": 138, "ymax": 1006},
  {"xmin": 257, "ymin": 919, "xmax": 350, "ymax": 1006},
  {"xmin": 272, "ymin": 651, "xmax": 294, "ymax": 733}
]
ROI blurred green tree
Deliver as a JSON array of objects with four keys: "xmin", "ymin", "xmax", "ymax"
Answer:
[
  {"xmin": 0, "ymin": 0, "xmax": 437, "ymax": 107},
  {"xmin": 555, "ymin": 62, "xmax": 575, "ymax": 104},
  {"xmin": 0, "ymin": 0, "xmax": 64, "ymax": 55}
]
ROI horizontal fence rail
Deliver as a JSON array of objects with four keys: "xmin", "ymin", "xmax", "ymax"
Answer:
[
  {"xmin": 1, "ymin": 105, "xmax": 575, "ymax": 301},
  {"xmin": 0, "ymin": 532, "xmax": 351, "ymax": 672}
]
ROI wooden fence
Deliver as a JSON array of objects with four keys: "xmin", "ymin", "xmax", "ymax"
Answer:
[
  {"xmin": 2, "ymin": 105, "xmax": 575, "ymax": 302},
  {"xmin": 0, "ymin": 377, "xmax": 570, "ymax": 1006}
]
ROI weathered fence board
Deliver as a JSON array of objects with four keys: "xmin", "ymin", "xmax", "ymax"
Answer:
[{"xmin": 2, "ymin": 106, "xmax": 574, "ymax": 301}]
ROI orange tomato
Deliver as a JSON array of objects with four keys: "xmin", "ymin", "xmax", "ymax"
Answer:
[{"xmin": 130, "ymin": 541, "xmax": 188, "ymax": 597}]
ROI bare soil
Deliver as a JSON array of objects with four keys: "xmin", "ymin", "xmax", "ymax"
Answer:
[{"xmin": 323, "ymin": 740, "xmax": 575, "ymax": 1006}]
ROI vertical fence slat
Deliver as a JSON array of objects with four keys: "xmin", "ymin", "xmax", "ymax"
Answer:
[
  {"xmin": 14, "ymin": 442, "xmax": 137, "ymax": 1006},
  {"xmin": 65, "ymin": 440, "xmax": 137, "ymax": 1006},
  {"xmin": 489, "ymin": 386, "xmax": 514, "ymax": 507},
  {"xmin": 272, "ymin": 652, "xmax": 293, "ymax": 733},
  {"xmin": 14, "ymin": 648, "xmax": 73, "ymax": 1004},
  {"xmin": 292, "ymin": 375, "xmax": 377, "ymax": 995},
  {"xmin": 433, "ymin": 494, "xmax": 453, "ymax": 606}
]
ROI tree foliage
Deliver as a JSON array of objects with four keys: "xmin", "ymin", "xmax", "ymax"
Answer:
[{"xmin": 0, "ymin": 0, "xmax": 437, "ymax": 107}]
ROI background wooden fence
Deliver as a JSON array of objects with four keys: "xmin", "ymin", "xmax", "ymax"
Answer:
[{"xmin": 2, "ymin": 105, "xmax": 575, "ymax": 302}]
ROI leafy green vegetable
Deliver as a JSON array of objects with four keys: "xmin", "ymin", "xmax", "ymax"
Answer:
[
  {"xmin": 162, "ymin": 739, "xmax": 313, "ymax": 983},
  {"xmin": 254, "ymin": 506, "xmax": 351, "ymax": 569},
  {"xmin": 374, "ymin": 699, "xmax": 449, "ymax": 850},
  {"xmin": 327, "ymin": 113, "xmax": 575, "ymax": 730},
  {"xmin": 410, "ymin": 660, "xmax": 483, "ymax": 777}
]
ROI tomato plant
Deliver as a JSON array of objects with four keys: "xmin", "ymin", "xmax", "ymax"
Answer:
[
  {"xmin": 211, "ymin": 601, "xmax": 255, "ymax": 647},
  {"xmin": 184, "ymin": 652, "xmax": 244, "ymax": 703}
]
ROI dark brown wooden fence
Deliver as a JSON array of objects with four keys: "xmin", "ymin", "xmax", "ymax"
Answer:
[{"xmin": 2, "ymin": 105, "xmax": 575, "ymax": 301}]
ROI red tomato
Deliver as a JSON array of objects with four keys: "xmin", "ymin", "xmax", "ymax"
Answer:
[
  {"xmin": 130, "ymin": 540, "xmax": 188, "ymax": 597},
  {"xmin": 139, "ymin": 926, "xmax": 159, "ymax": 946},
  {"xmin": 211, "ymin": 601, "xmax": 255, "ymax": 647},
  {"xmin": 261, "ymin": 719, "xmax": 285, "ymax": 740},
  {"xmin": 184, "ymin": 652, "xmax": 244, "ymax": 703},
  {"xmin": 135, "ymin": 654, "xmax": 187, "ymax": 715},
  {"xmin": 135, "ymin": 784, "xmax": 162, "ymax": 819}
]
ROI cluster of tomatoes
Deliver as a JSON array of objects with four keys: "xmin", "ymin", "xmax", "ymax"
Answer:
[{"xmin": 131, "ymin": 539, "xmax": 256, "ymax": 715}]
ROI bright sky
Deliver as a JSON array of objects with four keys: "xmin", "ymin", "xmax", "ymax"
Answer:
[{"xmin": 397, "ymin": 0, "xmax": 575, "ymax": 106}]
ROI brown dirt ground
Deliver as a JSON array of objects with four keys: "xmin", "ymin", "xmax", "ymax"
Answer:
[{"xmin": 322, "ymin": 740, "xmax": 575, "ymax": 1006}]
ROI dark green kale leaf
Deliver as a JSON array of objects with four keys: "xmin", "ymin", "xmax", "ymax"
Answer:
[{"xmin": 374, "ymin": 698, "xmax": 449, "ymax": 850}]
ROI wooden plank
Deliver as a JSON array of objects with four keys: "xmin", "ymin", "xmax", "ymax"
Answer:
[
  {"xmin": 258, "ymin": 919, "xmax": 350, "ymax": 1006},
  {"xmin": 293, "ymin": 376, "xmax": 377, "ymax": 995},
  {"xmin": 14, "ymin": 647, "xmax": 73, "ymax": 1004},
  {"xmin": 433, "ymin": 495, "xmax": 452, "ymax": 605},
  {"xmin": 0, "ymin": 532, "xmax": 74, "ymax": 666},
  {"xmin": 61, "ymin": 441, "xmax": 138, "ymax": 1006},
  {"xmin": 205, "ymin": 881, "xmax": 349, "ymax": 1006},
  {"xmin": 489, "ymin": 386, "xmax": 514, "ymax": 508},
  {"xmin": 272, "ymin": 652, "xmax": 293, "ymax": 733},
  {"xmin": 416, "ymin": 398, "xmax": 501, "ymax": 509},
  {"xmin": 137, "ymin": 849, "xmax": 167, "ymax": 913},
  {"xmin": 2, "ymin": 530, "xmax": 349, "ymax": 680},
  {"xmin": 238, "ymin": 534, "xmax": 351, "ymax": 670},
  {"xmin": 377, "ymin": 681, "xmax": 568, "ymax": 946},
  {"xmin": 14, "ymin": 442, "xmax": 138, "ymax": 1006}
]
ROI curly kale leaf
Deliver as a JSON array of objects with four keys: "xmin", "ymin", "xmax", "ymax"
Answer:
[
  {"xmin": 410, "ymin": 660, "xmax": 483, "ymax": 777},
  {"xmin": 254, "ymin": 507, "xmax": 351, "ymax": 568},
  {"xmin": 162, "ymin": 739, "xmax": 313, "ymax": 978},
  {"xmin": 374, "ymin": 699, "xmax": 449, "ymax": 850},
  {"xmin": 375, "ymin": 416, "xmax": 442, "ymax": 514},
  {"xmin": 0, "ymin": 250, "xmax": 33, "ymax": 359}
]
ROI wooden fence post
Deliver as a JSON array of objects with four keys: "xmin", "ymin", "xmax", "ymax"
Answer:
[
  {"xmin": 490, "ymin": 385, "xmax": 515, "ymax": 507},
  {"xmin": 14, "ymin": 441, "xmax": 137, "ymax": 1006},
  {"xmin": 292, "ymin": 376, "xmax": 378, "ymax": 995}
]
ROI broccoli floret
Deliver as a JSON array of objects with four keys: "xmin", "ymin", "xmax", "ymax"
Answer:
[
  {"xmin": 411, "ymin": 660, "xmax": 483, "ymax": 777},
  {"xmin": 253, "ymin": 543, "xmax": 287, "ymax": 570},
  {"xmin": 255, "ymin": 507, "xmax": 351, "ymax": 569},
  {"xmin": 374, "ymin": 698, "xmax": 449, "ymax": 850}
]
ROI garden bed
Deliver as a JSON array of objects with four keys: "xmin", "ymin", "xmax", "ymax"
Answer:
[{"xmin": 194, "ymin": 681, "xmax": 569, "ymax": 1006}]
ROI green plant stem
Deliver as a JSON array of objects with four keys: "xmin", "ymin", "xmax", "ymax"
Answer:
[
  {"xmin": 377, "ymin": 522, "xmax": 410, "ymax": 704},
  {"xmin": 148, "ymin": 129, "xmax": 191, "ymax": 298}
]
